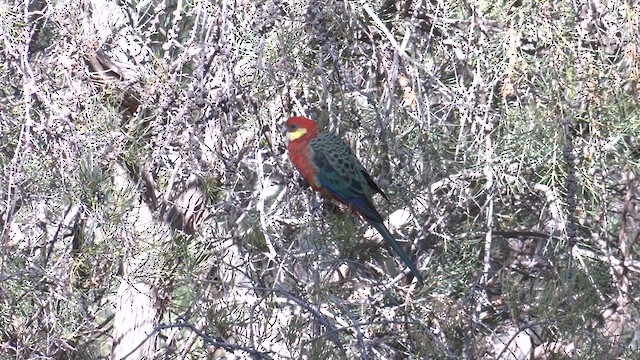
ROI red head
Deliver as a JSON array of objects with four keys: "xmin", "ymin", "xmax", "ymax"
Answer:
[{"xmin": 284, "ymin": 116, "xmax": 318, "ymax": 143}]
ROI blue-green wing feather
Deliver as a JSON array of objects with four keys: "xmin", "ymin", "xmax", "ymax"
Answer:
[
  {"xmin": 310, "ymin": 133, "xmax": 382, "ymax": 221},
  {"xmin": 309, "ymin": 132, "xmax": 423, "ymax": 284}
]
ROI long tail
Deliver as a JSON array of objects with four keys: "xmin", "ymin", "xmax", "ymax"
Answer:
[{"xmin": 369, "ymin": 220, "xmax": 424, "ymax": 285}]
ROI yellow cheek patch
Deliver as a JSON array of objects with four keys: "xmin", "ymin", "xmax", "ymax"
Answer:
[{"xmin": 287, "ymin": 128, "xmax": 307, "ymax": 141}]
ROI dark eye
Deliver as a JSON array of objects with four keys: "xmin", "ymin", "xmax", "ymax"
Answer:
[{"xmin": 290, "ymin": 124, "xmax": 298, "ymax": 130}]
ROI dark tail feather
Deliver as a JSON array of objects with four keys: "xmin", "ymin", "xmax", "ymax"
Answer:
[{"xmin": 369, "ymin": 220, "xmax": 424, "ymax": 285}]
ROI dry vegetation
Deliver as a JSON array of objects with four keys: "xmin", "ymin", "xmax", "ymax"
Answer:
[{"xmin": 1, "ymin": 0, "xmax": 640, "ymax": 359}]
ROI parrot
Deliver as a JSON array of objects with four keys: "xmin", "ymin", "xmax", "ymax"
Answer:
[{"xmin": 284, "ymin": 116, "xmax": 424, "ymax": 285}]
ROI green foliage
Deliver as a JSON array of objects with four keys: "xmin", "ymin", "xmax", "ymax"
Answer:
[{"xmin": 1, "ymin": 0, "xmax": 639, "ymax": 358}]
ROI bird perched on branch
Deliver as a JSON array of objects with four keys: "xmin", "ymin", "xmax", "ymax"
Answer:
[{"xmin": 283, "ymin": 116, "xmax": 423, "ymax": 285}]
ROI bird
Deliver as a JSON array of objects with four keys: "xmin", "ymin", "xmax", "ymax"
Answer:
[{"xmin": 283, "ymin": 116, "xmax": 424, "ymax": 285}]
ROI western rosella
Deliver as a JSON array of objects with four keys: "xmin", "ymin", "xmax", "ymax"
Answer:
[{"xmin": 284, "ymin": 116, "xmax": 424, "ymax": 285}]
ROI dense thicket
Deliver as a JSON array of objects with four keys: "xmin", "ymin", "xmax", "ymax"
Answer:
[{"xmin": 1, "ymin": 0, "xmax": 639, "ymax": 358}]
